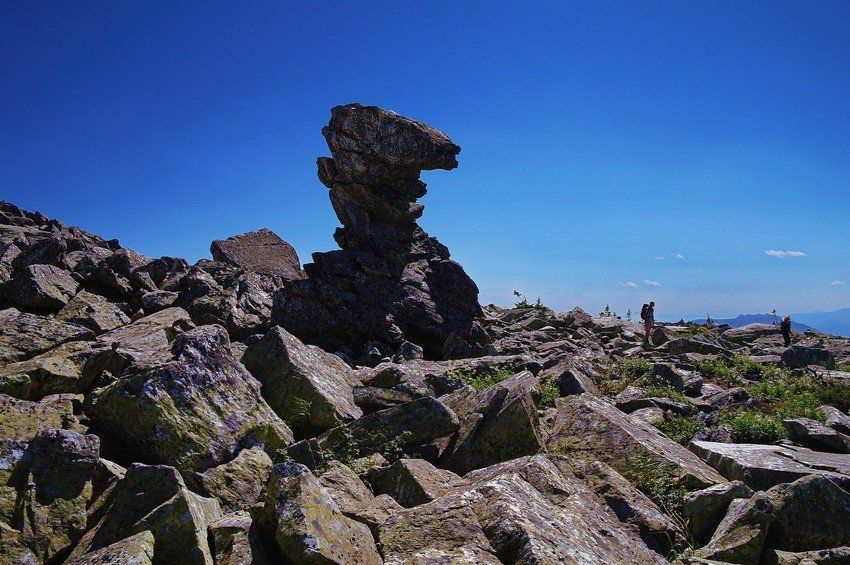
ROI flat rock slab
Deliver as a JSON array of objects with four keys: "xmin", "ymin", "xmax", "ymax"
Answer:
[
  {"xmin": 690, "ymin": 441, "xmax": 850, "ymax": 490},
  {"xmin": 210, "ymin": 228, "xmax": 304, "ymax": 279}
]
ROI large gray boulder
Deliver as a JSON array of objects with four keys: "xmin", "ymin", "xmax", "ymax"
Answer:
[
  {"xmin": 722, "ymin": 323, "xmax": 782, "ymax": 344},
  {"xmin": 67, "ymin": 463, "xmax": 222, "ymax": 564},
  {"xmin": 86, "ymin": 325, "xmax": 293, "ymax": 482},
  {"xmin": 546, "ymin": 394, "xmax": 724, "ymax": 488},
  {"xmin": 209, "ymin": 511, "xmax": 269, "ymax": 565},
  {"xmin": 258, "ymin": 462, "xmax": 382, "ymax": 564},
  {"xmin": 241, "ymin": 326, "xmax": 361, "ymax": 435},
  {"xmin": 369, "ymin": 458, "xmax": 468, "ymax": 508},
  {"xmin": 783, "ymin": 417, "xmax": 850, "ymax": 453},
  {"xmin": 3, "ymin": 264, "xmax": 79, "ymax": 311},
  {"xmin": 690, "ymin": 441, "xmax": 850, "ymax": 490},
  {"xmin": 782, "ymin": 345, "xmax": 836, "ymax": 369},
  {"xmin": 56, "ymin": 290, "xmax": 130, "ymax": 334},
  {"xmin": 0, "ymin": 308, "xmax": 93, "ymax": 365},
  {"xmin": 210, "ymin": 228, "xmax": 304, "ymax": 279}
]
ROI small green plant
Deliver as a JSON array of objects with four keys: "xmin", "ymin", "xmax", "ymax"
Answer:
[
  {"xmin": 599, "ymin": 358, "xmax": 653, "ymax": 396},
  {"xmin": 448, "ymin": 365, "xmax": 516, "ymax": 391},
  {"xmin": 539, "ymin": 381, "xmax": 560, "ymax": 408},
  {"xmin": 380, "ymin": 430, "xmax": 412, "ymax": 464},
  {"xmin": 681, "ymin": 324, "xmax": 713, "ymax": 339},
  {"xmin": 322, "ymin": 426, "xmax": 359, "ymax": 471},
  {"xmin": 720, "ymin": 411, "xmax": 786, "ymax": 444},
  {"xmin": 655, "ymin": 414, "xmax": 702, "ymax": 445},
  {"xmin": 731, "ymin": 356, "xmax": 778, "ymax": 380},
  {"xmin": 623, "ymin": 358, "xmax": 653, "ymax": 380},
  {"xmin": 644, "ymin": 385, "xmax": 690, "ymax": 405},
  {"xmin": 746, "ymin": 375, "xmax": 827, "ymax": 420},
  {"xmin": 692, "ymin": 358, "xmax": 742, "ymax": 387},
  {"xmin": 616, "ymin": 452, "xmax": 687, "ymax": 518}
]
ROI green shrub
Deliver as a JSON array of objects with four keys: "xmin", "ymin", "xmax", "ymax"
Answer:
[
  {"xmin": 623, "ymin": 358, "xmax": 652, "ymax": 380},
  {"xmin": 448, "ymin": 366, "xmax": 516, "ymax": 391},
  {"xmin": 616, "ymin": 452, "xmax": 686, "ymax": 518},
  {"xmin": 746, "ymin": 375, "xmax": 826, "ymax": 420},
  {"xmin": 655, "ymin": 414, "xmax": 702, "ymax": 445},
  {"xmin": 381, "ymin": 430, "xmax": 412, "ymax": 464},
  {"xmin": 644, "ymin": 384, "xmax": 690, "ymax": 405},
  {"xmin": 539, "ymin": 381, "xmax": 560, "ymax": 408},
  {"xmin": 720, "ymin": 411, "xmax": 786, "ymax": 444},
  {"xmin": 692, "ymin": 358, "xmax": 741, "ymax": 387},
  {"xmin": 731, "ymin": 356, "xmax": 778, "ymax": 380},
  {"xmin": 512, "ymin": 290, "xmax": 548, "ymax": 311}
]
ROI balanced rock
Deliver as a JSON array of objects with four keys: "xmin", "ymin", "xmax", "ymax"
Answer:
[{"xmin": 273, "ymin": 103, "xmax": 489, "ymax": 362}]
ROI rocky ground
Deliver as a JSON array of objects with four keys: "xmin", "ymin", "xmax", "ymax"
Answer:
[{"xmin": 1, "ymin": 104, "xmax": 849, "ymax": 565}]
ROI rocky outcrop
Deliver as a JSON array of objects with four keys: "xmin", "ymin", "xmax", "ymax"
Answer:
[
  {"xmin": 210, "ymin": 228, "xmax": 304, "ymax": 279},
  {"xmin": 273, "ymin": 104, "xmax": 489, "ymax": 362}
]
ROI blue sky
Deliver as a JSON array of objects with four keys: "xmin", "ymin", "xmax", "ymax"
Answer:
[{"xmin": 3, "ymin": 1, "xmax": 849, "ymax": 319}]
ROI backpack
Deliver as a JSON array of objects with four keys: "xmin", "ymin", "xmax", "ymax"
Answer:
[{"xmin": 640, "ymin": 304, "xmax": 649, "ymax": 321}]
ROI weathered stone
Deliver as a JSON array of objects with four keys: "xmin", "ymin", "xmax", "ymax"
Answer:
[
  {"xmin": 0, "ymin": 393, "xmax": 82, "ymax": 441},
  {"xmin": 86, "ymin": 325, "xmax": 292, "ymax": 482},
  {"xmin": 209, "ymin": 511, "xmax": 269, "ymax": 565},
  {"xmin": 650, "ymin": 363, "xmax": 686, "ymax": 390},
  {"xmin": 768, "ymin": 546, "xmax": 850, "ymax": 564},
  {"xmin": 764, "ymin": 474, "xmax": 850, "ymax": 553},
  {"xmin": 94, "ymin": 306, "xmax": 194, "ymax": 369},
  {"xmin": 318, "ymin": 460, "xmax": 375, "ymax": 514},
  {"xmin": 242, "ymin": 326, "xmax": 361, "ymax": 435},
  {"xmin": 0, "ymin": 522, "xmax": 37, "ymax": 564},
  {"xmin": 139, "ymin": 289, "xmax": 179, "ymax": 314},
  {"xmin": 722, "ymin": 324, "xmax": 782, "ymax": 344},
  {"xmin": 0, "ymin": 340, "xmax": 103, "ymax": 400},
  {"xmin": 683, "ymin": 480, "xmax": 753, "ymax": 544},
  {"xmin": 783, "ymin": 417, "xmax": 850, "ymax": 453},
  {"xmin": 353, "ymin": 385, "xmax": 419, "ymax": 413},
  {"xmin": 820, "ymin": 405, "xmax": 850, "ymax": 435},
  {"xmin": 546, "ymin": 394, "xmax": 723, "ymax": 488},
  {"xmin": 67, "ymin": 463, "xmax": 221, "ymax": 565},
  {"xmin": 439, "ymin": 371, "xmax": 544, "ymax": 474},
  {"xmin": 464, "ymin": 454, "xmax": 666, "ymax": 564},
  {"xmin": 690, "ymin": 441, "xmax": 850, "ymax": 490},
  {"xmin": 697, "ymin": 493, "xmax": 774, "ymax": 563},
  {"xmin": 538, "ymin": 357, "xmax": 600, "ymax": 395},
  {"xmin": 370, "ymin": 458, "xmax": 468, "ymax": 508},
  {"xmin": 353, "ymin": 493, "xmax": 403, "ymax": 538},
  {"xmin": 260, "ymin": 462, "xmax": 381, "ymax": 564},
  {"xmin": 195, "ymin": 446, "xmax": 273, "ymax": 512},
  {"xmin": 379, "ymin": 490, "xmax": 501, "ymax": 564},
  {"xmin": 782, "ymin": 345, "xmax": 836, "ymax": 369},
  {"xmin": 0, "ymin": 308, "xmax": 93, "ymax": 364},
  {"xmin": 66, "ymin": 530, "xmax": 155, "ymax": 565},
  {"xmin": 3, "ymin": 264, "xmax": 79, "ymax": 311},
  {"xmin": 575, "ymin": 459, "xmax": 684, "ymax": 554},
  {"xmin": 210, "ymin": 228, "xmax": 304, "ymax": 279},
  {"xmin": 56, "ymin": 290, "xmax": 129, "ymax": 333}
]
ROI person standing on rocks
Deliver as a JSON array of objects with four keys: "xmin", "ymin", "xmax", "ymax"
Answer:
[
  {"xmin": 640, "ymin": 301, "xmax": 655, "ymax": 345},
  {"xmin": 780, "ymin": 315, "xmax": 792, "ymax": 347}
]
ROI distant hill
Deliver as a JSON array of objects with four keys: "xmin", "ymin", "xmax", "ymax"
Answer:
[
  {"xmin": 689, "ymin": 313, "xmax": 816, "ymax": 334},
  {"xmin": 792, "ymin": 308, "xmax": 850, "ymax": 338}
]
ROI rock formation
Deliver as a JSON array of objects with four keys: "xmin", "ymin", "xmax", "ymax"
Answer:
[{"xmin": 273, "ymin": 103, "xmax": 490, "ymax": 362}]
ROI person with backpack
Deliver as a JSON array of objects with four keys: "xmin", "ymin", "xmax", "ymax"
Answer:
[
  {"xmin": 780, "ymin": 315, "xmax": 792, "ymax": 347},
  {"xmin": 640, "ymin": 301, "xmax": 655, "ymax": 345}
]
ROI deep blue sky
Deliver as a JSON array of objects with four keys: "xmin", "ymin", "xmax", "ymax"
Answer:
[{"xmin": 3, "ymin": 2, "xmax": 849, "ymax": 319}]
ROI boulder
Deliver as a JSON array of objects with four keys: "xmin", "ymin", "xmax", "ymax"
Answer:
[
  {"xmin": 683, "ymin": 480, "xmax": 753, "ymax": 544},
  {"xmin": 67, "ymin": 463, "xmax": 222, "ymax": 564},
  {"xmin": 317, "ymin": 460, "xmax": 375, "ymax": 514},
  {"xmin": 259, "ymin": 462, "xmax": 381, "ymax": 564},
  {"xmin": 139, "ymin": 289, "xmax": 179, "ymax": 314},
  {"xmin": 649, "ymin": 363, "xmax": 686, "ymax": 391},
  {"xmin": 438, "ymin": 371, "xmax": 544, "ymax": 474},
  {"xmin": 209, "ymin": 511, "xmax": 269, "ymax": 565},
  {"xmin": 696, "ymin": 493, "xmax": 774, "ymax": 563},
  {"xmin": 820, "ymin": 405, "xmax": 850, "ymax": 435},
  {"xmin": 241, "ymin": 326, "xmax": 361, "ymax": 435},
  {"xmin": 690, "ymin": 441, "xmax": 850, "ymax": 490},
  {"xmin": 0, "ymin": 340, "xmax": 103, "ymax": 399},
  {"xmin": 0, "ymin": 308, "xmax": 93, "ymax": 365},
  {"xmin": 195, "ymin": 446, "xmax": 273, "ymax": 512},
  {"xmin": 538, "ymin": 357, "xmax": 600, "ymax": 395},
  {"xmin": 370, "ymin": 458, "xmax": 468, "ymax": 508},
  {"xmin": 210, "ymin": 228, "xmax": 304, "ymax": 279},
  {"xmin": 722, "ymin": 324, "xmax": 782, "ymax": 344},
  {"xmin": 56, "ymin": 290, "xmax": 130, "ymax": 333},
  {"xmin": 782, "ymin": 345, "xmax": 836, "ymax": 369},
  {"xmin": 546, "ymin": 394, "xmax": 724, "ymax": 488},
  {"xmin": 783, "ymin": 417, "xmax": 850, "ymax": 453},
  {"xmin": 85, "ymin": 325, "xmax": 292, "ymax": 483},
  {"xmin": 273, "ymin": 104, "xmax": 488, "ymax": 361},
  {"xmin": 0, "ymin": 393, "xmax": 83, "ymax": 441},
  {"xmin": 3, "ymin": 264, "xmax": 79, "ymax": 311},
  {"xmin": 768, "ymin": 547, "xmax": 850, "ymax": 564},
  {"xmin": 66, "ymin": 530, "xmax": 155, "ymax": 565}
]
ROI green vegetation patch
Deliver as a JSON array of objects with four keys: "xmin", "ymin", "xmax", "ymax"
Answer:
[
  {"xmin": 539, "ymin": 381, "xmax": 560, "ymax": 408},
  {"xmin": 448, "ymin": 365, "xmax": 517, "ymax": 392},
  {"xmin": 655, "ymin": 414, "xmax": 702, "ymax": 445},
  {"xmin": 615, "ymin": 451, "xmax": 686, "ymax": 518}
]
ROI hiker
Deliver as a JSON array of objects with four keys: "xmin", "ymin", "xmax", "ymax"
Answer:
[
  {"xmin": 640, "ymin": 301, "xmax": 655, "ymax": 345},
  {"xmin": 780, "ymin": 315, "xmax": 792, "ymax": 347}
]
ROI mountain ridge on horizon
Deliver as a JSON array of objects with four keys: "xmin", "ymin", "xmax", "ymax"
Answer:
[{"xmin": 688, "ymin": 308, "xmax": 850, "ymax": 337}]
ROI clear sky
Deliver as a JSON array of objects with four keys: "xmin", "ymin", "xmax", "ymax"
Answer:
[{"xmin": 3, "ymin": 2, "xmax": 849, "ymax": 320}]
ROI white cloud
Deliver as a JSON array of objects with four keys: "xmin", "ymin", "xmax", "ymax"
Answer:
[
  {"xmin": 765, "ymin": 249, "xmax": 807, "ymax": 258},
  {"xmin": 644, "ymin": 279, "xmax": 661, "ymax": 287},
  {"xmin": 673, "ymin": 252, "xmax": 684, "ymax": 260},
  {"xmin": 832, "ymin": 280, "xmax": 847, "ymax": 286},
  {"xmin": 618, "ymin": 281, "xmax": 638, "ymax": 287}
]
